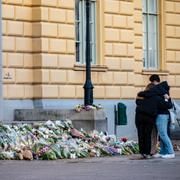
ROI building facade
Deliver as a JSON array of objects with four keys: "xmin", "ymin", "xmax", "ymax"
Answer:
[{"xmin": 1, "ymin": 0, "xmax": 180, "ymax": 138}]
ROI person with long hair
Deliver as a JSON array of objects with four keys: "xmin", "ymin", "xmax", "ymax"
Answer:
[
  {"xmin": 148, "ymin": 74, "xmax": 160, "ymax": 155},
  {"xmin": 135, "ymin": 83, "xmax": 158, "ymax": 159},
  {"xmin": 138, "ymin": 81, "xmax": 174, "ymax": 158}
]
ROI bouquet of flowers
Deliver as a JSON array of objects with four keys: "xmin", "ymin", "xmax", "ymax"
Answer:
[
  {"xmin": 75, "ymin": 104, "xmax": 103, "ymax": 112},
  {"xmin": 0, "ymin": 120, "xmax": 139, "ymax": 160}
]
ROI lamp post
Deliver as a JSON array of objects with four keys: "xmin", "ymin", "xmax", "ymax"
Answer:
[
  {"xmin": 83, "ymin": 0, "xmax": 94, "ymax": 106},
  {"xmin": 0, "ymin": 2, "xmax": 3, "ymax": 121}
]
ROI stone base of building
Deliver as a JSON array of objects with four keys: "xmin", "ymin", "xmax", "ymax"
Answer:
[
  {"xmin": 2, "ymin": 99, "xmax": 180, "ymax": 140},
  {"xmin": 14, "ymin": 108, "xmax": 107, "ymax": 132}
]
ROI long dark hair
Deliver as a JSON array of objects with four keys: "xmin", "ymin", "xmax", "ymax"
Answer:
[{"xmin": 145, "ymin": 83, "xmax": 155, "ymax": 91}]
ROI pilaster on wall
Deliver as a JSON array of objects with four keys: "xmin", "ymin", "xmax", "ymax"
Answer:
[
  {"xmin": 165, "ymin": 0, "xmax": 180, "ymax": 99},
  {"xmin": 0, "ymin": 1, "xmax": 3, "ymax": 120},
  {"xmin": 133, "ymin": 0, "xmax": 147, "ymax": 89},
  {"xmin": 2, "ymin": 0, "xmax": 34, "ymax": 99},
  {"xmin": 2, "ymin": 0, "xmax": 76, "ymax": 100},
  {"xmin": 31, "ymin": 0, "xmax": 76, "ymax": 99},
  {"xmin": 32, "ymin": 0, "xmax": 76, "ymax": 99},
  {"xmin": 103, "ymin": 0, "xmax": 136, "ymax": 98}
]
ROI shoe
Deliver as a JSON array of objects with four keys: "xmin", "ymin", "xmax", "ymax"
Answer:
[
  {"xmin": 144, "ymin": 155, "xmax": 152, "ymax": 159},
  {"xmin": 140, "ymin": 154, "xmax": 146, "ymax": 159},
  {"xmin": 140, "ymin": 154, "xmax": 152, "ymax": 159},
  {"xmin": 152, "ymin": 153, "xmax": 162, "ymax": 158},
  {"xmin": 161, "ymin": 154, "xmax": 175, "ymax": 159}
]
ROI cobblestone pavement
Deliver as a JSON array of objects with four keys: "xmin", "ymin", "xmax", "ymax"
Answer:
[{"xmin": 0, "ymin": 151, "xmax": 180, "ymax": 180}]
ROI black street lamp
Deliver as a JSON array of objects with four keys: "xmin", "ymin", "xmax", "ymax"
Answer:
[{"xmin": 83, "ymin": 0, "xmax": 94, "ymax": 106}]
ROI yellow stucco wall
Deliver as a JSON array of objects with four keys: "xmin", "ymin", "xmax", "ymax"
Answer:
[{"xmin": 2, "ymin": 0, "xmax": 180, "ymax": 99}]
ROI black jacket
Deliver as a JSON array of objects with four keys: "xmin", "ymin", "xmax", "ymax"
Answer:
[
  {"xmin": 138, "ymin": 81, "xmax": 169, "ymax": 97},
  {"xmin": 137, "ymin": 81, "xmax": 172, "ymax": 115},
  {"xmin": 135, "ymin": 97, "xmax": 158, "ymax": 125},
  {"xmin": 135, "ymin": 81, "xmax": 172, "ymax": 124}
]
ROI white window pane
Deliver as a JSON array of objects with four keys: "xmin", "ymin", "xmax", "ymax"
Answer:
[
  {"xmin": 142, "ymin": 0, "xmax": 147, "ymax": 13},
  {"xmin": 154, "ymin": 33, "xmax": 158, "ymax": 51},
  {"xmin": 153, "ymin": 50, "xmax": 158, "ymax": 68},
  {"xmin": 143, "ymin": 15, "xmax": 147, "ymax": 64},
  {"xmin": 143, "ymin": 50, "xmax": 148, "ymax": 68},
  {"xmin": 75, "ymin": 0, "xmax": 96, "ymax": 64},
  {"xmin": 75, "ymin": 23, "xmax": 80, "ymax": 41},
  {"xmin": 149, "ymin": 49, "xmax": 153, "ymax": 68},
  {"xmin": 148, "ymin": 34, "xmax": 153, "ymax": 49},
  {"xmin": 154, "ymin": 50, "xmax": 158, "ymax": 68},
  {"xmin": 142, "ymin": 0, "xmax": 159, "ymax": 70},
  {"xmin": 152, "ymin": 34, "xmax": 158, "ymax": 50},
  {"xmin": 148, "ymin": 14, "xmax": 158, "ymax": 68},
  {"xmin": 90, "ymin": 1, "xmax": 96, "ymax": 64},
  {"xmin": 143, "ymin": 32, "xmax": 147, "ymax": 50},
  {"xmin": 149, "ymin": 16, "xmax": 157, "ymax": 33},
  {"xmin": 81, "ymin": 0, "xmax": 86, "ymax": 64},
  {"xmin": 76, "ymin": 43, "xmax": 80, "ymax": 62},
  {"xmin": 75, "ymin": 0, "xmax": 80, "ymax": 20},
  {"xmin": 148, "ymin": 0, "xmax": 157, "ymax": 14},
  {"xmin": 148, "ymin": 32, "xmax": 157, "ymax": 50},
  {"xmin": 75, "ymin": 0, "xmax": 80, "ymax": 62},
  {"xmin": 148, "ymin": 34, "xmax": 155, "ymax": 67},
  {"xmin": 149, "ymin": 16, "xmax": 154, "ymax": 33},
  {"xmin": 143, "ymin": 15, "xmax": 147, "ymax": 33}
]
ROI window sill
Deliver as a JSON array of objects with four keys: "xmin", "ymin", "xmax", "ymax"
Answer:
[
  {"xmin": 74, "ymin": 64, "xmax": 108, "ymax": 72},
  {"xmin": 142, "ymin": 69, "xmax": 169, "ymax": 76}
]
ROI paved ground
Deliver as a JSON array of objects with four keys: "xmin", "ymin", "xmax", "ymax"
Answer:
[{"xmin": 0, "ymin": 152, "xmax": 180, "ymax": 180}]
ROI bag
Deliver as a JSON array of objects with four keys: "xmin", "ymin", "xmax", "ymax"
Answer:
[
  {"xmin": 169, "ymin": 111, "xmax": 176, "ymax": 124},
  {"xmin": 174, "ymin": 101, "xmax": 180, "ymax": 114},
  {"xmin": 169, "ymin": 101, "xmax": 180, "ymax": 124}
]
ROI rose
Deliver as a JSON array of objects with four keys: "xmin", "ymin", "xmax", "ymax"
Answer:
[{"xmin": 120, "ymin": 137, "xmax": 128, "ymax": 142}]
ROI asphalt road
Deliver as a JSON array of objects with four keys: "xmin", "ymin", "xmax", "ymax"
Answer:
[{"xmin": 0, "ymin": 152, "xmax": 180, "ymax": 180}]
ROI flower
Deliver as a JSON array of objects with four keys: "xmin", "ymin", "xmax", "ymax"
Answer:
[
  {"xmin": 120, "ymin": 137, "xmax": 128, "ymax": 143},
  {"xmin": 75, "ymin": 104, "xmax": 83, "ymax": 112},
  {"xmin": 74, "ymin": 104, "xmax": 103, "ymax": 112}
]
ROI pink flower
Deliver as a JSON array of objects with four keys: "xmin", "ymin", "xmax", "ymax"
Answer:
[{"xmin": 84, "ymin": 105, "xmax": 91, "ymax": 111}]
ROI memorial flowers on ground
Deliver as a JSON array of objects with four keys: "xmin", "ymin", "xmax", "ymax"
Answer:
[
  {"xmin": 0, "ymin": 120, "xmax": 139, "ymax": 160},
  {"xmin": 75, "ymin": 104, "xmax": 103, "ymax": 112}
]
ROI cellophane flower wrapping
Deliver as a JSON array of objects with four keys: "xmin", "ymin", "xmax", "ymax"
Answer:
[{"xmin": 0, "ymin": 120, "xmax": 139, "ymax": 160}]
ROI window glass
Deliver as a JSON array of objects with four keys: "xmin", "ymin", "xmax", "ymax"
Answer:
[
  {"xmin": 142, "ymin": 0, "xmax": 147, "ymax": 12},
  {"xmin": 75, "ymin": 0, "xmax": 96, "ymax": 64},
  {"xmin": 142, "ymin": 0, "xmax": 159, "ymax": 69},
  {"xmin": 148, "ymin": 0, "xmax": 157, "ymax": 14}
]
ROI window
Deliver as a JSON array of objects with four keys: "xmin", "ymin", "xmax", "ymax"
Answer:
[
  {"xmin": 142, "ymin": 0, "xmax": 159, "ymax": 69},
  {"xmin": 75, "ymin": 0, "xmax": 96, "ymax": 64}
]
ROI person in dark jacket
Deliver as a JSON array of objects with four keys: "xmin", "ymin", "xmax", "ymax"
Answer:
[
  {"xmin": 149, "ymin": 74, "xmax": 160, "ymax": 155},
  {"xmin": 135, "ymin": 86, "xmax": 157, "ymax": 159},
  {"xmin": 138, "ymin": 81, "xmax": 174, "ymax": 159},
  {"xmin": 135, "ymin": 82, "xmax": 171, "ymax": 158},
  {"xmin": 148, "ymin": 75, "xmax": 171, "ymax": 155},
  {"xmin": 149, "ymin": 74, "xmax": 160, "ymax": 85}
]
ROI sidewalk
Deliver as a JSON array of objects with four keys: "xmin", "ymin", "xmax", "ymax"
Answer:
[{"xmin": 0, "ymin": 152, "xmax": 180, "ymax": 180}]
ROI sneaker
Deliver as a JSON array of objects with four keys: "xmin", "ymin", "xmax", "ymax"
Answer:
[
  {"xmin": 152, "ymin": 153, "xmax": 162, "ymax": 158},
  {"xmin": 161, "ymin": 154, "xmax": 175, "ymax": 159},
  {"xmin": 144, "ymin": 155, "xmax": 152, "ymax": 159}
]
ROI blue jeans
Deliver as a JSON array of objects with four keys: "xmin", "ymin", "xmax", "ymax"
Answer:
[{"xmin": 156, "ymin": 114, "xmax": 174, "ymax": 155}]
